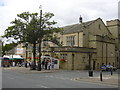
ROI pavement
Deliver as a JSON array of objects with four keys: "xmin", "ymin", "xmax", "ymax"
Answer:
[
  {"xmin": 2, "ymin": 66, "xmax": 119, "ymax": 86},
  {"xmin": 2, "ymin": 66, "xmax": 60, "ymax": 74},
  {"xmin": 75, "ymin": 74, "xmax": 119, "ymax": 86}
]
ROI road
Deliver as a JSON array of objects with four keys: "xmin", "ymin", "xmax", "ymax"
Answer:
[{"xmin": 2, "ymin": 68, "xmax": 119, "ymax": 88}]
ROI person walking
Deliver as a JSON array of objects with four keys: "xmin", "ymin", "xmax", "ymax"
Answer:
[
  {"xmin": 13, "ymin": 61, "xmax": 15, "ymax": 67},
  {"xmin": 45, "ymin": 60, "xmax": 48, "ymax": 70},
  {"xmin": 51, "ymin": 59, "xmax": 54, "ymax": 69},
  {"xmin": 28, "ymin": 58, "xmax": 31, "ymax": 67},
  {"xmin": 48, "ymin": 60, "xmax": 51, "ymax": 70},
  {"xmin": 41, "ymin": 59, "xmax": 45, "ymax": 69},
  {"xmin": 21, "ymin": 61, "xmax": 24, "ymax": 67},
  {"xmin": 25, "ymin": 60, "xmax": 27, "ymax": 68}
]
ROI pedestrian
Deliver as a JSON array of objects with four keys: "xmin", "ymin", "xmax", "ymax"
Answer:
[
  {"xmin": 21, "ymin": 61, "xmax": 24, "ymax": 67},
  {"xmin": 13, "ymin": 61, "xmax": 15, "ymax": 67},
  {"xmin": 25, "ymin": 60, "xmax": 27, "ymax": 68},
  {"xmin": 15, "ymin": 61, "xmax": 17, "ymax": 66},
  {"xmin": 48, "ymin": 60, "xmax": 51, "ymax": 70},
  {"xmin": 41, "ymin": 58, "xmax": 45, "ymax": 69},
  {"xmin": 18, "ymin": 62, "xmax": 21, "ymax": 67},
  {"xmin": 29, "ymin": 61, "xmax": 31, "ymax": 67},
  {"xmin": 51, "ymin": 59, "xmax": 54, "ymax": 69},
  {"xmin": 36, "ymin": 61, "xmax": 38, "ymax": 67},
  {"xmin": 45, "ymin": 59, "xmax": 48, "ymax": 70}
]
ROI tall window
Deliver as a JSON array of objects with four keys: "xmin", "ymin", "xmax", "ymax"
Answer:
[
  {"xmin": 60, "ymin": 54, "xmax": 67, "ymax": 60},
  {"xmin": 98, "ymin": 24, "xmax": 101, "ymax": 30},
  {"xmin": 66, "ymin": 36, "xmax": 75, "ymax": 46}
]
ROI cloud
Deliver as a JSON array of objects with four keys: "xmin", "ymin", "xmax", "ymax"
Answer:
[
  {"xmin": 0, "ymin": 0, "xmax": 119, "ymax": 37},
  {"xmin": 0, "ymin": 3, "xmax": 5, "ymax": 6},
  {"xmin": 0, "ymin": 0, "xmax": 5, "ymax": 6}
]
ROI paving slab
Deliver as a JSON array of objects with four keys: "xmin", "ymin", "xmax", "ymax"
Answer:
[
  {"xmin": 2, "ymin": 67, "xmax": 59, "ymax": 74},
  {"xmin": 75, "ymin": 74, "xmax": 119, "ymax": 86}
]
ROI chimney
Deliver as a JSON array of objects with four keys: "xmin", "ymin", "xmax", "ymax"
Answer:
[{"xmin": 79, "ymin": 15, "xmax": 83, "ymax": 23}]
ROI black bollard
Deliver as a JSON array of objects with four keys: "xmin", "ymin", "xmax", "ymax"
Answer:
[
  {"xmin": 25, "ymin": 63, "xmax": 27, "ymax": 68},
  {"xmin": 111, "ymin": 69, "xmax": 113, "ymax": 75},
  {"xmin": 89, "ymin": 70, "xmax": 93, "ymax": 77},
  {"xmin": 100, "ymin": 71, "xmax": 103, "ymax": 81}
]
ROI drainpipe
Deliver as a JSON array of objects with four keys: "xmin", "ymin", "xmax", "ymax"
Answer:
[{"xmin": 78, "ymin": 32, "xmax": 79, "ymax": 47}]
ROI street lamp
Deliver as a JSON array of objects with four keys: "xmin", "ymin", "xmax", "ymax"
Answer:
[
  {"xmin": 1, "ymin": 41, "xmax": 4, "ymax": 57},
  {"xmin": 88, "ymin": 52, "xmax": 93, "ymax": 77},
  {"xmin": 37, "ymin": 5, "xmax": 42, "ymax": 71},
  {"xmin": 25, "ymin": 42, "xmax": 28, "ymax": 68}
]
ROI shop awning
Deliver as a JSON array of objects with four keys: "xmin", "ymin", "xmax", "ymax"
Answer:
[{"xmin": 10, "ymin": 55, "xmax": 24, "ymax": 60}]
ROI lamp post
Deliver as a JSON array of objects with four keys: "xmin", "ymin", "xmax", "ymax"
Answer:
[
  {"xmin": 25, "ymin": 42, "xmax": 28, "ymax": 68},
  {"xmin": 1, "ymin": 41, "xmax": 4, "ymax": 57},
  {"xmin": 102, "ymin": 35, "xmax": 104, "ymax": 65},
  {"xmin": 37, "ymin": 5, "xmax": 42, "ymax": 71},
  {"xmin": 88, "ymin": 53, "xmax": 93, "ymax": 77}
]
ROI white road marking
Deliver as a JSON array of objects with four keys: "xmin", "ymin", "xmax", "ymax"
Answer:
[
  {"xmin": 7, "ymin": 77, "xmax": 14, "ymax": 80},
  {"xmin": 49, "ymin": 76, "xmax": 54, "ymax": 78},
  {"xmin": 36, "ymin": 84, "xmax": 48, "ymax": 88},
  {"xmin": 55, "ymin": 77, "xmax": 59, "ymax": 79},
  {"xmin": 45, "ymin": 75, "xmax": 69, "ymax": 80},
  {"xmin": 41, "ymin": 85, "xmax": 48, "ymax": 88},
  {"xmin": 60, "ymin": 78, "xmax": 67, "ymax": 80}
]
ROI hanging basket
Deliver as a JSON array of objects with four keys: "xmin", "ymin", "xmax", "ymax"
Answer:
[
  {"xmin": 27, "ymin": 57, "xmax": 31, "ymax": 61},
  {"xmin": 60, "ymin": 59, "xmax": 66, "ymax": 63}
]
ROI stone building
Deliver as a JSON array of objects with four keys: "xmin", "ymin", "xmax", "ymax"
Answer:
[
  {"xmin": 43, "ymin": 18, "xmax": 116, "ymax": 70},
  {"xmin": 107, "ymin": 19, "xmax": 120, "ymax": 68},
  {"xmin": 6, "ymin": 43, "xmax": 24, "ymax": 57},
  {"xmin": 6, "ymin": 43, "xmax": 33, "ymax": 60}
]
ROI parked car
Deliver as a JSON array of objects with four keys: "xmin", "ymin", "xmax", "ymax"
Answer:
[
  {"xmin": 112, "ymin": 67, "xmax": 117, "ymax": 71},
  {"xmin": 100, "ymin": 65, "xmax": 106, "ymax": 71},
  {"xmin": 100, "ymin": 64, "xmax": 117, "ymax": 71},
  {"xmin": 1, "ymin": 57, "xmax": 10, "ymax": 67},
  {"xmin": 106, "ymin": 64, "xmax": 113, "ymax": 71}
]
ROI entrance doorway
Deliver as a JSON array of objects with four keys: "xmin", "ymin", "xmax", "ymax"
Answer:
[
  {"xmin": 93, "ymin": 61, "xmax": 96, "ymax": 70},
  {"xmin": 72, "ymin": 54, "xmax": 74, "ymax": 70}
]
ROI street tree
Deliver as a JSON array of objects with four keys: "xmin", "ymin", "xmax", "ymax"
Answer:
[
  {"xmin": 2, "ymin": 42, "xmax": 18, "ymax": 56},
  {"xmin": 3, "ymin": 11, "xmax": 62, "ymax": 70}
]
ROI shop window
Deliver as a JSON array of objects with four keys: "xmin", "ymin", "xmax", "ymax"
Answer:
[
  {"xmin": 98, "ymin": 24, "xmax": 101, "ymax": 30},
  {"xmin": 54, "ymin": 60, "xmax": 58, "ymax": 64},
  {"xmin": 60, "ymin": 54, "xmax": 67, "ymax": 60},
  {"xmin": 97, "ymin": 63, "xmax": 99, "ymax": 69}
]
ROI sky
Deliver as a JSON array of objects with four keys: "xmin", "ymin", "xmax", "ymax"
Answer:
[{"xmin": 0, "ymin": 0, "xmax": 119, "ymax": 38}]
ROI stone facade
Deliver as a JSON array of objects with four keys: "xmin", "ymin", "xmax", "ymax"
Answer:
[
  {"xmin": 42, "ymin": 18, "xmax": 116, "ymax": 70},
  {"xmin": 107, "ymin": 19, "xmax": 120, "ymax": 68},
  {"xmin": 6, "ymin": 43, "xmax": 25, "ymax": 57},
  {"xmin": 42, "ymin": 47, "xmax": 96, "ymax": 70}
]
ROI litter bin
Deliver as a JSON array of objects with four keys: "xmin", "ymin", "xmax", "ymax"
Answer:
[
  {"xmin": 89, "ymin": 70, "xmax": 93, "ymax": 77},
  {"xmin": 30, "ymin": 64, "xmax": 36, "ymax": 70},
  {"xmin": 30, "ymin": 65, "xmax": 33, "ymax": 70},
  {"xmin": 37, "ymin": 63, "xmax": 41, "ymax": 71}
]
